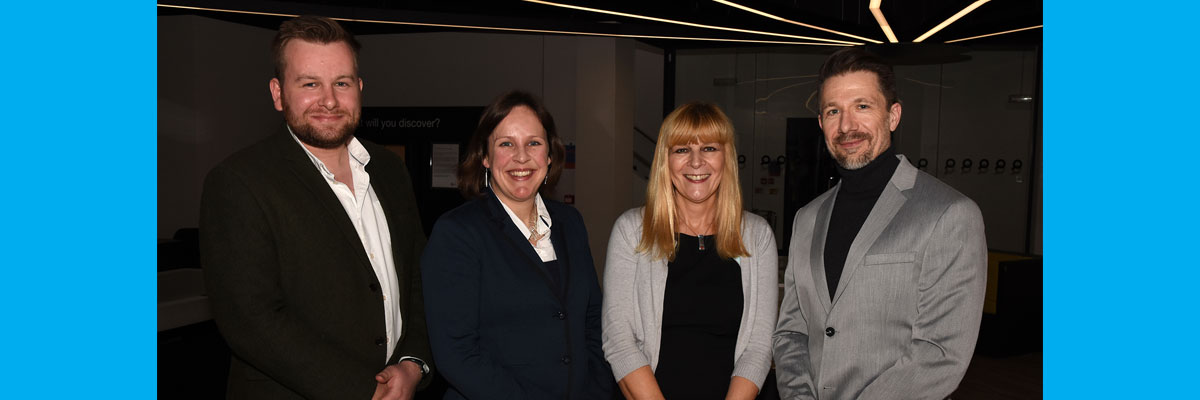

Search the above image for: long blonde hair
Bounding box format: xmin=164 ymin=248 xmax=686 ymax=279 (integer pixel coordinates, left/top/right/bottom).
xmin=637 ymin=102 xmax=748 ymax=261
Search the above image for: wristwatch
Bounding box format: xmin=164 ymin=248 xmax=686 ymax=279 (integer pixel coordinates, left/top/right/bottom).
xmin=399 ymin=356 xmax=429 ymax=376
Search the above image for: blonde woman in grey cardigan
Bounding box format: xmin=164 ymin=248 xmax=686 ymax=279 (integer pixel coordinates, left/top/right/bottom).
xmin=602 ymin=103 xmax=778 ymax=400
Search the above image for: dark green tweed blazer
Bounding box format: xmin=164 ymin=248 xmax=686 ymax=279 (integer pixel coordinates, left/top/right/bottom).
xmin=200 ymin=129 xmax=433 ymax=399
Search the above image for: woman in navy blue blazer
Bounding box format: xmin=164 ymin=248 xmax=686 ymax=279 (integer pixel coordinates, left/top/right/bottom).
xmin=421 ymin=91 xmax=613 ymax=400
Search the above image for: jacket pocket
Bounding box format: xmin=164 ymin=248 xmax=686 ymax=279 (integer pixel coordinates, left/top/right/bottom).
xmin=863 ymin=252 xmax=916 ymax=266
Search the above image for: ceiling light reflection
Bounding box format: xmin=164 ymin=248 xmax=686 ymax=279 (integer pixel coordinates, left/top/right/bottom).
xmin=711 ymin=0 xmax=881 ymax=44
xmin=523 ymin=0 xmax=858 ymax=45
xmin=944 ymin=25 xmax=1042 ymax=43
xmin=156 ymin=3 xmax=845 ymax=46
xmin=913 ymin=0 xmax=990 ymax=43
xmin=868 ymin=0 xmax=899 ymax=43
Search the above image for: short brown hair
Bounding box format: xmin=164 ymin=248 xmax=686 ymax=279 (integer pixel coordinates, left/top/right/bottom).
xmin=271 ymin=15 xmax=361 ymax=79
xmin=817 ymin=46 xmax=898 ymax=107
xmin=458 ymin=91 xmax=565 ymax=198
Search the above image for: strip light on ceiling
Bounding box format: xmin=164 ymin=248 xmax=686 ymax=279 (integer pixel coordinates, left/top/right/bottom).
xmin=710 ymin=0 xmax=881 ymax=44
xmin=522 ymin=0 xmax=858 ymax=45
xmin=944 ymin=25 xmax=1042 ymax=43
xmin=913 ymin=0 xmax=990 ymax=42
xmin=158 ymin=3 xmax=292 ymax=18
xmin=868 ymin=0 xmax=899 ymax=43
xmin=156 ymin=4 xmax=842 ymax=46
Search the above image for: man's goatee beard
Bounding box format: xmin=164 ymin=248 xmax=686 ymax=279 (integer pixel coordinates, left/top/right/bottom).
xmin=831 ymin=133 xmax=872 ymax=170
xmin=291 ymin=122 xmax=356 ymax=149
xmin=835 ymin=153 xmax=872 ymax=170
xmin=284 ymin=102 xmax=358 ymax=149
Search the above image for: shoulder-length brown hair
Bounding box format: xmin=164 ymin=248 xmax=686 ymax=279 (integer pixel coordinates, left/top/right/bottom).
xmin=458 ymin=91 xmax=565 ymax=198
xmin=637 ymin=102 xmax=748 ymax=261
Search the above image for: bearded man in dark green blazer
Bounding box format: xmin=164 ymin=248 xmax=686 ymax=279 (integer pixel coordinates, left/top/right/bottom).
xmin=200 ymin=16 xmax=432 ymax=400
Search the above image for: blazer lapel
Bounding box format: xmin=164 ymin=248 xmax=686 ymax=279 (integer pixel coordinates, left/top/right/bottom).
xmin=810 ymin=187 xmax=837 ymax=314
xmin=278 ymin=131 xmax=374 ymax=275
xmin=363 ymin=147 xmax=414 ymax=314
xmin=484 ymin=193 xmax=567 ymax=304
xmin=830 ymin=158 xmax=912 ymax=307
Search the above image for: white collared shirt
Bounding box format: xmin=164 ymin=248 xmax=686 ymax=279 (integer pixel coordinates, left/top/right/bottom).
xmin=289 ymin=130 xmax=403 ymax=360
xmin=497 ymin=193 xmax=557 ymax=262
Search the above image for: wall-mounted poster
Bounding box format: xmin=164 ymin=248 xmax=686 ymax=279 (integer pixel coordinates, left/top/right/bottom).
xmin=356 ymin=106 xmax=485 ymax=236
xmin=430 ymin=143 xmax=459 ymax=189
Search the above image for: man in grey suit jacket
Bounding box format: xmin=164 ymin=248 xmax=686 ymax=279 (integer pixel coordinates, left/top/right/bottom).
xmin=773 ymin=47 xmax=986 ymax=399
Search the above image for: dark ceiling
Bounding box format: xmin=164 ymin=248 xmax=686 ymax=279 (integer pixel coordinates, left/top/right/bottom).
xmin=158 ymin=0 xmax=1041 ymax=51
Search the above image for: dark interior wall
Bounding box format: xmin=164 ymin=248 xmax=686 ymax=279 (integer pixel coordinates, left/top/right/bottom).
xmin=674 ymin=48 xmax=1042 ymax=254
xmin=158 ymin=16 xmax=549 ymax=238
xmin=159 ymin=15 xmax=278 ymax=239
xmin=355 ymin=32 xmax=545 ymax=108
xmin=631 ymin=42 xmax=665 ymax=206
xmin=158 ymin=15 xmax=657 ymax=245
xmin=158 ymin=16 xmax=558 ymax=239
xmin=933 ymin=50 xmax=1039 ymax=254
xmin=160 ymin=14 xmax=1040 ymax=256
xmin=1032 ymin=46 xmax=1042 ymax=256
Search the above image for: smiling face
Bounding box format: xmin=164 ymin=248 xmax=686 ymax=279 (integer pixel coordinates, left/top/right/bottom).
xmin=668 ymin=140 xmax=725 ymax=207
xmin=269 ymin=40 xmax=362 ymax=149
xmin=818 ymin=70 xmax=901 ymax=170
xmin=483 ymin=106 xmax=550 ymax=209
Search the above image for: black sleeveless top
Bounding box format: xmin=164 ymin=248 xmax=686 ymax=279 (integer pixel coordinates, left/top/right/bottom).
xmin=654 ymin=234 xmax=743 ymax=399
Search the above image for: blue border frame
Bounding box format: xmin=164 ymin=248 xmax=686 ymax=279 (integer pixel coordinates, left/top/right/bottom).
xmin=1 ymin=3 xmax=156 ymax=398
xmin=1045 ymin=2 xmax=1199 ymax=397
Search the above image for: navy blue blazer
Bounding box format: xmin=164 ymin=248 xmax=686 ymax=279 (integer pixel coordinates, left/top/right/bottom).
xmin=421 ymin=191 xmax=614 ymax=400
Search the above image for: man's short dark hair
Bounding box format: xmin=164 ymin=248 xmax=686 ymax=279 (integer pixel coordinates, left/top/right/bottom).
xmin=816 ymin=47 xmax=899 ymax=106
xmin=271 ymin=15 xmax=361 ymax=79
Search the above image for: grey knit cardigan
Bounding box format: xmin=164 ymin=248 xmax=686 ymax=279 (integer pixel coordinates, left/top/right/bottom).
xmin=601 ymin=207 xmax=779 ymax=388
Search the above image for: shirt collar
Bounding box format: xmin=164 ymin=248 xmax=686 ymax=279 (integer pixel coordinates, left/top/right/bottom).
xmin=287 ymin=126 xmax=370 ymax=178
xmin=496 ymin=192 xmax=553 ymax=238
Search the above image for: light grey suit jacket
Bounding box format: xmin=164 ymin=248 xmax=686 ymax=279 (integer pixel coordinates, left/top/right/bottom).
xmin=603 ymin=208 xmax=778 ymax=389
xmin=773 ymin=155 xmax=986 ymax=400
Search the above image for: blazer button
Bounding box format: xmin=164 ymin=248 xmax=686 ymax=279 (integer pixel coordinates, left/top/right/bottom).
xmin=554 ymin=311 xmax=566 ymax=320
xmin=376 ymin=337 xmax=387 ymax=346
xmin=825 ymin=327 xmax=836 ymax=337
xmin=561 ymin=355 xmax=572 ymax=364
xmin=368 ymin=283 xmax=380 ymax=292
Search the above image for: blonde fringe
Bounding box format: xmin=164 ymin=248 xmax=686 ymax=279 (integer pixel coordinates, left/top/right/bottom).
xmin=636 ymin=103 xmax=749 ymax=261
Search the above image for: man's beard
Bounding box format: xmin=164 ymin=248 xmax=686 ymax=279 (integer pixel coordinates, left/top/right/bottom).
xmin=830 ymin=132 xmax=874 ymax=170
xmin=284 ymin=102 xmax=358 ymax=149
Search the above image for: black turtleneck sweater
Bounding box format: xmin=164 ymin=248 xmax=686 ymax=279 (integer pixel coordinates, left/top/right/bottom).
xmin=824 ymin=147 xmax=900 ymax=301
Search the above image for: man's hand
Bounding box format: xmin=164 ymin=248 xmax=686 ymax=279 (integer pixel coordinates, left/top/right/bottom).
xmin=371 ymin=361 xmax=422 ymax=400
